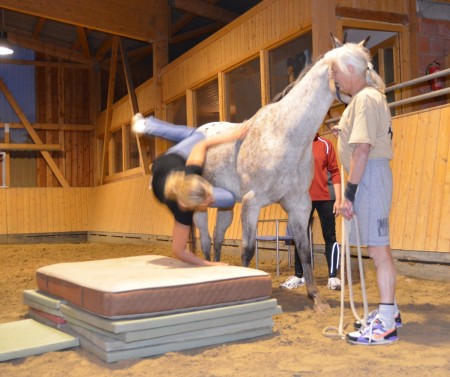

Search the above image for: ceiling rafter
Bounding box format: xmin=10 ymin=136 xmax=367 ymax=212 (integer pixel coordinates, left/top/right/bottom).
xmin=32 ymin=17 xmax=46 ymax=39
xmin=8 ymin=31 xmax=94 ymax=65
xmin=171 ymin=0 xmax=239 ymax=24
xmin=0 ymin=0 xmax=155 ymax=42
xmin=76 ymin=26 xmax=91 ymax=58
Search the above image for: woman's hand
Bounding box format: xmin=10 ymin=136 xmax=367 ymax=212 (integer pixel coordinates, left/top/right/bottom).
xmin=233 ymin=120 xmax=251 ymax=140
xmin=340 ymin=197 xmax=354 ymax=221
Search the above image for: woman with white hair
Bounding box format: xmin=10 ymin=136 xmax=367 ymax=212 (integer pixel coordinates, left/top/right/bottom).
xmin=328 ymin=42 xmax=401 ymax=345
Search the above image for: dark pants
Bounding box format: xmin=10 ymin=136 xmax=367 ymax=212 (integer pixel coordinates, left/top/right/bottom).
xmin=294 ymin=200 xmax=339 ymax=278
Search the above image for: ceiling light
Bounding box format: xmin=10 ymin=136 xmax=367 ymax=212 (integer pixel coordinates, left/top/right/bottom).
xmin=0 ymin=9 xmax=13 ymax=56
xmin=0 ymin=31 xmax=13 ymax=55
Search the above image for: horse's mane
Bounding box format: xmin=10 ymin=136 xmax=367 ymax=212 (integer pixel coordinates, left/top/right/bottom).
xmin=271 ymin=52 xmax=329 ymax=104
xmin=271 ymin=65 xmax=314 ymax=103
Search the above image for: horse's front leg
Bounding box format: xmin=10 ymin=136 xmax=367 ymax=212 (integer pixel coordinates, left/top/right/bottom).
xmin=281 ymin=195 xmax=330 ymax=313
xmin=240 ymin=192 xmax=261 ymax=267
xmin=193 ymin=211 xmax=211 ymax=261
xmin=213 ymin=208 xmax=234 ymax=261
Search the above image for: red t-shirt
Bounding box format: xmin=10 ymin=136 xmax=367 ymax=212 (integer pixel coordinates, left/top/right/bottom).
xmin=309 ymin=136 xmax=341 ymax=201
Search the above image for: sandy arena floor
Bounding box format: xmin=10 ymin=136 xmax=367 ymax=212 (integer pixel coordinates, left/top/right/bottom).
xmin=0 ymin=241 xmax=449 ymax=377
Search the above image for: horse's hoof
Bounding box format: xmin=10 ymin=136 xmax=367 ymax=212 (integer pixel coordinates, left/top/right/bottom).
xmin=314 ymin=300 xmax=331 ymax=314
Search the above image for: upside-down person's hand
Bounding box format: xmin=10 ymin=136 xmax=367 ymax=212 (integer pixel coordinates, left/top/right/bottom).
xmin=235 ymin=120 xmax=251 ymax=139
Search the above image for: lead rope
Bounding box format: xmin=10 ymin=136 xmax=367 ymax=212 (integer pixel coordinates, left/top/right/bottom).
xmin=322 ymin=167 xmax=369 ymax=339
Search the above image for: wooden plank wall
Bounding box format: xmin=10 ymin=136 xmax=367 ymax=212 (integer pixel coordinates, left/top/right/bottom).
xmin=88 ymin=105 xmax=449 ymax=254
xmin=0 ymin=187 xmax=90 ymax=234
xmin=88 ymin=174 xmax=173 ymax=236
xmin=390 ymin=105 xmax=449 ymax=253
xmin=161 ymin=0 xmax=314 ymax=102
xmin=0 ymin=105 xmax=448 ymax=254
xmin=35 ymin=55 xmax=94 ymax=187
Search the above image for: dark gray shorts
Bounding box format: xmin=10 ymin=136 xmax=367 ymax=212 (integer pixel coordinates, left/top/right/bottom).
xmin=350 ymin=159 xmax=392 ymax=247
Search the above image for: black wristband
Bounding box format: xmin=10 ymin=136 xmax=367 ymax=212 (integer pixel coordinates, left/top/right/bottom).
xmin=344 ymin=182 xmax=358 ymax=203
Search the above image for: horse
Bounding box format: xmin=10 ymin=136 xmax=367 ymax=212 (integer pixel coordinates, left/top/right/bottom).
xmin=193 ymin=36 xmax=366 ymax=311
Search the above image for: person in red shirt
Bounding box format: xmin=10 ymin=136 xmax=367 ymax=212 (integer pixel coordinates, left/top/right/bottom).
xmin=280 ymin=133 xmax=342 ymax=290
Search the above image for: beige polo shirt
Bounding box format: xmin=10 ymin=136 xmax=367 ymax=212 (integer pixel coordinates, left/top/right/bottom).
xmin=337 ymin=86 xmax=393 ymax=172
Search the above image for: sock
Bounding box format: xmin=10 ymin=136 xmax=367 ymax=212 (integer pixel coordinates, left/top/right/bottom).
xmin=393 ymin=298 xmax=399 ymax=316
xmin=378 ymin=303 xmax=395 ymax=329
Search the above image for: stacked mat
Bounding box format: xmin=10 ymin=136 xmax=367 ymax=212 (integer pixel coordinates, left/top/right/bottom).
xmin=27 ymin=255 xmax=281 ymax=363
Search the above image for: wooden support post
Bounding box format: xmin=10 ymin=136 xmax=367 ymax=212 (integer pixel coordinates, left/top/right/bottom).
xmin=312 ymin=0 xmax=337 ymax=59
xmin=4 ymin=123 xmax=10 ymax=187
xmin=119 ymin=38 xmax=150 ymax=175
xmin=100 ymin=36 xmax=119 ymax=184
xmin=153 ymin=0 xmax=169 ymax=157
xmin=0 ymin=77 xmax=70 ymax=187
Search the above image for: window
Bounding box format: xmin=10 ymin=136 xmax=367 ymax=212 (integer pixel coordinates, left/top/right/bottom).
xmin=226 ymin=58 xmax=261 ymax=122
xmin=166 ymin=96 xmax=187 ymax=125
xmin=269 ymin=32 xmax=312 ymax=101
xmin=110 ymin=128 xmax=123 ymax=174
xmin=195 ymin=80 xmax=219 ymax=126
xmin=125 ymin=124 xmax=140 ymax=170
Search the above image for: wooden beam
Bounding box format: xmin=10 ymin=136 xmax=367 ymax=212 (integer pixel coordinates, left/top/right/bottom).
xmin=0 ymin=58 xmax=90 ymax=69
xmin=312 ymin=0 xmax=337 ymax=59
xmin=0 ymin=122 xmax=94 ymax=131
xmin=170 ymin=23 xmax=222 ymax=45
xmin=336 ymin=6 xmax=409 ymax=25
xmin=0 ymin=77 xmax=70 ymax=187
xmin=75 ymin=27 xmax=91 ymax=58
xmin=171 ymin=0 xmax=238 ymax=24
xmin=8 ymin=32 xmax=95 ymax=65
xmin=32 ymin=17 xmax=46 ymax=39
xmin=0 ymin=143 xmax=61 ymax=151
xmin=1 ymin=0 xmax=155 ymax=42
xmin=153 ymin=0 xmax=169 ymax=158
xmin=119 ymin=38 xmax=150 ymax=175
xmin=100 ymin=36 xmax=119 ymax=184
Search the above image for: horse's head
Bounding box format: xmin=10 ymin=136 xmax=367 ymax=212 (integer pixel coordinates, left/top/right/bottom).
xmin=324 ymin=33 xmax=377 ymax=103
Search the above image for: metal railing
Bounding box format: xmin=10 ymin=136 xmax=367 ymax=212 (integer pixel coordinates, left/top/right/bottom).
xmin=325 ymin=67 xmax=450 ymax=126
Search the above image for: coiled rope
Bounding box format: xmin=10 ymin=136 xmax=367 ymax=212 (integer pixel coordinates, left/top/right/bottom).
xmin=322 ymin=168 xmax=369 ymax=340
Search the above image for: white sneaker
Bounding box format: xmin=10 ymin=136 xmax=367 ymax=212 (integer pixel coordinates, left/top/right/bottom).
xmin=327 ymin=277 xmax=341 ymax=290
xmin=279 ymin=276 xmax=305 ymax=289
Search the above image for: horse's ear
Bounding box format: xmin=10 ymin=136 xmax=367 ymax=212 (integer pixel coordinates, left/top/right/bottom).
xmin=330 ymin=32 xmax=342 ymax=48
xmin=359 ymin=35 xmax=371 ymax=47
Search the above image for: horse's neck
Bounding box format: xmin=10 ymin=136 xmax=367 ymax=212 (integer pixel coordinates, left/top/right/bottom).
xmin=279 ymin=61 xmax=333 ymax=139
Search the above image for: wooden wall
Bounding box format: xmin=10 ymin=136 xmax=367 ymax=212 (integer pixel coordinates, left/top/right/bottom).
xmin=96 ymin=0 xmax=412 ymax=138
xmin=34 ymin=55 xmax=95 ymax=187
xmin=1 ymin=106 xmax=448 ymax=254
xmin=0 ymin=187 xmax=90 ymax=235
xmin=2 ymin=0 xmax=447 ymax=257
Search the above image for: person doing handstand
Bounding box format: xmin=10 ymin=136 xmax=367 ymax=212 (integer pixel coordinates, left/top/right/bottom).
xmin=132 ymin=114 xmax=249 ymax=266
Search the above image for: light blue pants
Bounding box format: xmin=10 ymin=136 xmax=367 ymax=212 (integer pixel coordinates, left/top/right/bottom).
xmin=145 ymin=116 xmax=236 ymax=208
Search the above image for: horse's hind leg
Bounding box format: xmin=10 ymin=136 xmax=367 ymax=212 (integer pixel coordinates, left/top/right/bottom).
xmin=240 ymin=193 xmax=261 ymax=267
xmin=213 ymin=209 xmax=234 ymax=261
xmin=281 ymin=195 xmax=330 ymax=313
xmin=193 ymin=212 xmax=212 ymax=261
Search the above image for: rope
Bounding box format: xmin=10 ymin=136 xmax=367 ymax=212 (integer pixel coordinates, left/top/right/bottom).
xmin=322 ymin=168 xmax=369 ymax=340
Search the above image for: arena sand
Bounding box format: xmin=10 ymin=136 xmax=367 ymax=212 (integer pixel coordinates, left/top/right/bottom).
xmin=0 ymin=241 xmax=449 ymax=377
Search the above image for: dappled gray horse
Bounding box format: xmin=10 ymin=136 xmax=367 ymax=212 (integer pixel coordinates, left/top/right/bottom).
xmin=194 ymin=37 xmax=370 ymax=311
